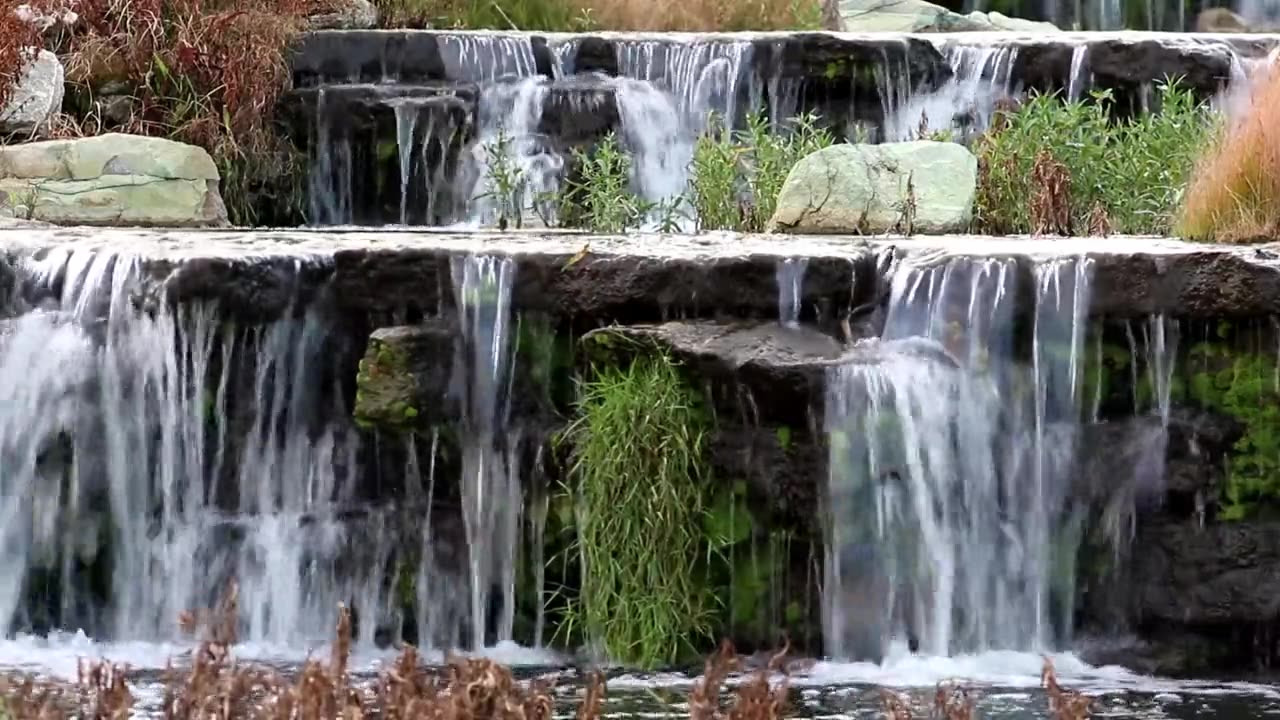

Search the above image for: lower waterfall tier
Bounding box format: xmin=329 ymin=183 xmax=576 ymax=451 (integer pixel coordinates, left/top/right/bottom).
xmin=2 ymin=227 xmax=1280 ymax=676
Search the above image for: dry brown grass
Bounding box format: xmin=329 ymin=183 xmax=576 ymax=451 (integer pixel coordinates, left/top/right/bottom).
xmin=1030 ymin=149 xmax=1072 ymax=236
xmin=1041 ymin=656 xmax=1092 ymax=720
xmin=1177 ymin=61 xmax=1280 ymax=243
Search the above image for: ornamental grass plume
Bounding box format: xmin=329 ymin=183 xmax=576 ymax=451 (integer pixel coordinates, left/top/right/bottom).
xmin=1177 ymin=58 xmax=1280 ymax=243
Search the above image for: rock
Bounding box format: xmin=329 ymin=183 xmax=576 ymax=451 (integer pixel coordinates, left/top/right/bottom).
xmin=838 ymin=0 xmax=986 ymax=31
xmin=354 ymin=322 xmax=457 ymax=431
xmin=307 ymin=0 xmax=377 ymax=29
xmin=14 ymin=3 xmax=78 ymax=35
xmin=769 ymin=141 xmax=977 ymax=235
xmin=1195 ymin=7 xmax=1251 ymax=32
xmin=0 ymin=134 xmax=228 ymax=227
xmin=1132 ymin=520 xmax=1280 ymax=626
xmin=970 ymin=9 xmax=1060 ymax=31
xmin=582 ymin=321 xmax=844 ymax=429
xmin=838 ymin=0 xmax=1058 ymax=31
xmin=0 ymin=49 xmax=63 ymax=136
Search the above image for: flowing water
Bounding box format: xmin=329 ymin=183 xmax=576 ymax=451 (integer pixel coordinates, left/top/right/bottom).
xmin=824 ymin=257 xmax=1093 ymax=659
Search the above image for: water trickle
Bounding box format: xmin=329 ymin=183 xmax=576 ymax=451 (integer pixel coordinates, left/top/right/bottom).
xmin=776 ymin=258 xmax=808 ymax=327
xmin=393 ymin=100 xmax=420 ymax=225
xmin=451 ymin=254 xmax=521 ymax=649
xmin=1067 ymin=45 xmax=1091 ymax=102
xmin=824 ymin=256 xmax=1094 ymax=660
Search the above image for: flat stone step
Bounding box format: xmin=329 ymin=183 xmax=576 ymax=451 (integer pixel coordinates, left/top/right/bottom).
xmin=4 ymin=229 xmax=1279 ymax=321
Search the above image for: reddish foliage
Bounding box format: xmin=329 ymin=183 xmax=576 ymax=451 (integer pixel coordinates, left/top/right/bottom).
xmin=0 ymin=4 xmax=42 ymax=112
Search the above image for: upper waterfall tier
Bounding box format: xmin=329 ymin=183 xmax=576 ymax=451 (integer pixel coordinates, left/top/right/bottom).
xmin=3 ymin=229 xmax=1279 ymax=321
xmin=291 ymin=29 xmax=1277 ymax=94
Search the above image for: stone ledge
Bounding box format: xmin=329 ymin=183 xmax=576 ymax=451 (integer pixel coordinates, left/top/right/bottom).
xmin=2 ymin=229 xmax=1279 ymax=321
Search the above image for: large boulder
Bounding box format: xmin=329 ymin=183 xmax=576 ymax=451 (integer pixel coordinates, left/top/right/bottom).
xmin=838 ymin=0 xmax=1057 ymax=31
xmin=0 ymin=49 xmax=63 ymax=136
xmin=0 ymin=134 xmax=228 ymax=227
xmin=1195 ymin=7 xmax=1252 ymax=32
xmin=769 ymin=141 xmax=977 ymax=235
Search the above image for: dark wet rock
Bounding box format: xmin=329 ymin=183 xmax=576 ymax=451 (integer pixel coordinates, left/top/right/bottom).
xmin=537 ymin=74 xmax=621 ymax=147
xmin=290 ymin=31 xmax=559 ymax=86
xmin=157 ymin=256 xmax=335 ymax=323
xmin=1090 ymin=249 xmax=1280 ymax=319
xmin=1133 ymin=520 xmax=1280 ymax=626
xmin=329 ymin=246 xmax=868 ymax=324
xmin=1076 ymin=408 xmax=1244 ymax=513
xmin=581 ymin=320 xmax=843 ymax=428
xmin=710 ymin=421 xmax=825 ymax=529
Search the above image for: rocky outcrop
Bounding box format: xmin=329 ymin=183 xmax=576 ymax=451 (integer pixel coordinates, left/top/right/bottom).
xmin=0 ymin=134 xmax=228 ymax=227
xmin=769 ymin=142 xmax=977 ymax=235
xmin=0 ymin=49 xmax=63 ymax=137
xmin=355 ymin=322 xmax=456 ymax=431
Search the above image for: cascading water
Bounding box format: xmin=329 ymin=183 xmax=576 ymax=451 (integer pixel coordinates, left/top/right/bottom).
xmin=0 ymin=249 xmax=424 ymax=648
xmin=450 ymin=254 xmax=522 ymax=650
xmin=884 ymin=45 xmax=1021 ymax=143
xmin=824 ymin=256 xmax=1094 ymax=661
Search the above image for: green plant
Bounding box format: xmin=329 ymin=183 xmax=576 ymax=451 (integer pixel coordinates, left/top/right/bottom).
xmin=689 ymin=111 xmax=834 ymax=233
xmin=477 ymin=124 xmax=526 ymax=230
xmin=570 ymin=132 xmax=645 ymax=232
xmin=562 ymin=350 xmax=715 ymax=668
xmin=375 ymin=0 xmax=596 ymax=29
xmin=975 ymin=78 xmax=1211 ymax=236
xmin=1186 ymin=342 xmax=1280 ymax=520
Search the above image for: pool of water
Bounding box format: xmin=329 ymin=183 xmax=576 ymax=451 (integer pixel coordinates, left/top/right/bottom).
xmin=3 ymin=635 xmax=1279 ymax=718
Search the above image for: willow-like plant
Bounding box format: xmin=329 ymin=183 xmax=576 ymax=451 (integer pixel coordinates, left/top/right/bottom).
xmin=563 ymin=351 xmax=714 ymax=668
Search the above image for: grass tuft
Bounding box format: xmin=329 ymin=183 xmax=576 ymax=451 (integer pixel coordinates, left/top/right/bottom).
xmin=563 ymin=350 xmax=715 ymax=669
xmin=1177 ymin=63 xmax=1280 ymax=243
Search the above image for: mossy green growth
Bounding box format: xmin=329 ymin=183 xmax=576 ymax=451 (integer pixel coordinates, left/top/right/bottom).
xmin=1186 ymin=342 xmax=1280 ymax=519
xmin=563 ymin=351 xmax=715 ymax=669
xmin=353 ymin=336 xmax=421 ymax=432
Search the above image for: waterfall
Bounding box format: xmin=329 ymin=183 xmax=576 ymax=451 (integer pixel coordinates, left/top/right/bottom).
xmin=450 ymin=254 xmax=521 ymax=650
xmin=0 ymin=248 xmax=428 ymax=647
xmin=823 ymin=256 xmax=1094 ymax=660
xmin=883 ymin=44 xmax=1021 ymax=143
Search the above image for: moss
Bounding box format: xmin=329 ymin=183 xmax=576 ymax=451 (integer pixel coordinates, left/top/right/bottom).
xmin=353 ymin=336 xmax=422 ymax=432
xmin=775 ymin=425 xmax=793 ymax=453
xmin=1185 ymin=342 xmax=1280 ymax=519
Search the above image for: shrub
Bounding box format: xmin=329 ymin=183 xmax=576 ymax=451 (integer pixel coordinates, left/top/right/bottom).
xmin=57 ymin=0 xmax=317 ymax=225
xmin=975 ymin=79 xmax=1211 ymax=236
xmin=1177 ymin=63 xmax=1280 ymax=243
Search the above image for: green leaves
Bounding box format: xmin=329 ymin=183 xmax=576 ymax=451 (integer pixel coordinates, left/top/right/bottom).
xmin=975 ymin=78 xmax=1212 ymax=235
xmin=562 ymin=353 xmax=715 ymax=668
